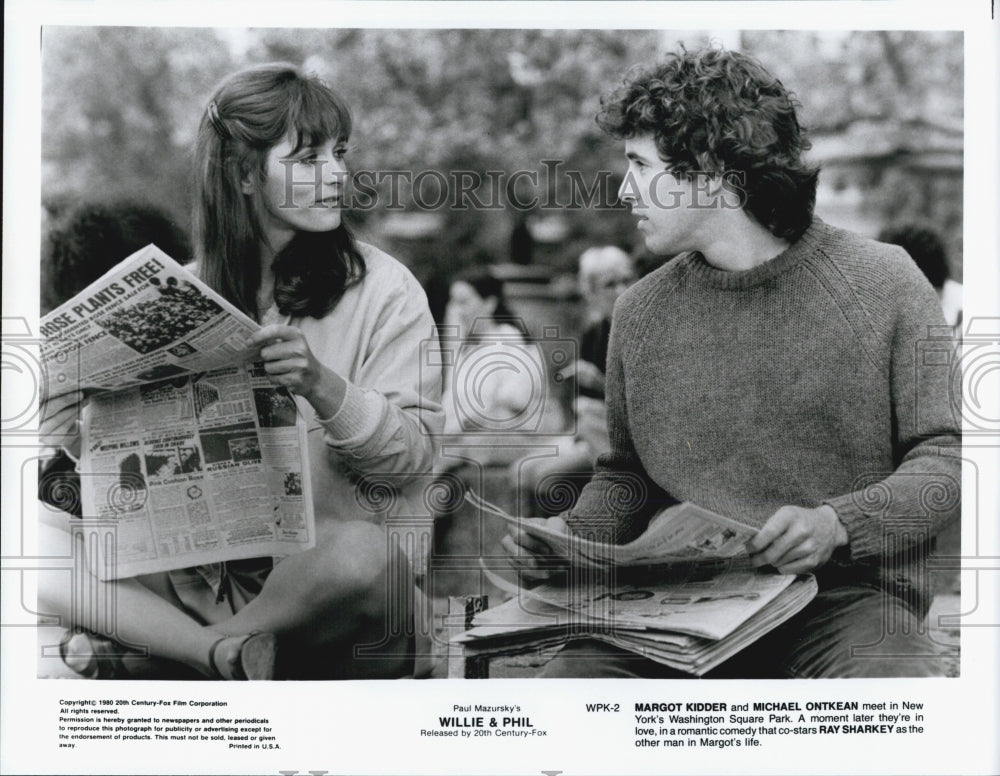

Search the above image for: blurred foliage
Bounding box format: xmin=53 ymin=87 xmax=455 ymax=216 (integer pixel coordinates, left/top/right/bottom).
xmin=745 ymin=30 xmax=963 ymax=132
xmin=42 ymin=28 xmax=963 ymax=283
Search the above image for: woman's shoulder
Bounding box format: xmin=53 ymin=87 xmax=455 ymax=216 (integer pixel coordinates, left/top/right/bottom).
xmin=356 ymin=242 xmax=422 ymax=290
xmin=350 ymin=242 xmax=430 ymax=313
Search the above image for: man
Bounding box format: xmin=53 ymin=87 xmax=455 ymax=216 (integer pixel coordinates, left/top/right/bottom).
xmin=571 ymin=246 xmax=638 ymax=400
xmin=505 ymin=46 xmax=960 ymax=678
xmin=516 ymin=246 xmax=637 ymax=515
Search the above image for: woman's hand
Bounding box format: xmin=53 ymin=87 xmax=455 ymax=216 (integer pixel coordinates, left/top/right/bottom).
xmin=39 ymin=389 xmax=85 ymax=459
xmin=500 ymin=515 xmax=570 ymax=582
xmin=247 ymin=324 xmax=346 ymax=418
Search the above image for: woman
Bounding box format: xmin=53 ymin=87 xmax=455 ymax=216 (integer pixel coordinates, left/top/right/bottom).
xmin=39 ymin=63 xmax=443 ymax=679
xmin=441 ymin=269 xmax=560 ymax=435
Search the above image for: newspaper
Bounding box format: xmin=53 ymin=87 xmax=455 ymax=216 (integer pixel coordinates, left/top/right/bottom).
xmin=457 ymin=491 xmax=818 ymax=674
xmin=509 ymin=569 xmax=801 ymax=640
xmin=40 ymin=245 xmax=315 ymax=579
xmin=466 ymin=490 xmax=757 ymax=566
xmin=455 ymin=575 xmax=818 ymax=676
xmin=40 ymin=245 xmax=260 ymax=393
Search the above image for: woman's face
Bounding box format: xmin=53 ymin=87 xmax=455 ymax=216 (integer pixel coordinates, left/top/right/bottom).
xmin=251 ymin=134 xmax=348 ymax=249
xmin=445 ymin=281 xmax=496 ymax=337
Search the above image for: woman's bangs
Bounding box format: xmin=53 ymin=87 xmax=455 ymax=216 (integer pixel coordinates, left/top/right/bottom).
xmin=288 ymin=84 xmax=352 ymax=153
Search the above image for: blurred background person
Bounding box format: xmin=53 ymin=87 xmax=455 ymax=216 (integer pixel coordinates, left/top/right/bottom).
xmin=41 ymin=200 xmax=190 ymax=316
xmin=38 ymin=200 xmax=191 ymax=517
xmin=440 ymin=267 xmax=563 ymax=435
xmin=570 ymin=246 xmax=638 ymax=401
xmin=879 ymin=224 xmax=962 ymax=333
xmin=515 ymin=246 xmax=636 ymax=516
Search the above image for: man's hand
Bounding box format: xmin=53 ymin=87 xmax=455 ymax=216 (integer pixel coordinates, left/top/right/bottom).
xmin=500 ymin=516 xmax=569 ymax=582
xmin=747 ymin=504 xmax=848 ymax=575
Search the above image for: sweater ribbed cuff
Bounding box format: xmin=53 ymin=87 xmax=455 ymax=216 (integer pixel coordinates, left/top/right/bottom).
xmin=824 ymin=492 xmax=884 ymax=561
xmin=316 ymin=381 xmax=383 ymax=450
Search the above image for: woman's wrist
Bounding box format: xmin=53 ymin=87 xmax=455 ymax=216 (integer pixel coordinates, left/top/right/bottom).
xmin=306 ymin=367 xmax=348 ymax=422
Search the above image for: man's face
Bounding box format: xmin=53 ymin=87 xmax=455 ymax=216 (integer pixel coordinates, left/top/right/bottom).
xmin=617 ymin=134 xmax=711 ymax=256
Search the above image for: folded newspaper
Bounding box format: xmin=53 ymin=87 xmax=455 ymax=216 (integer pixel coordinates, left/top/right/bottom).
xmin=455 ymin=493 xmax=818 ymax=675
xmin=40 ymin=245 xmax=315 ymax=579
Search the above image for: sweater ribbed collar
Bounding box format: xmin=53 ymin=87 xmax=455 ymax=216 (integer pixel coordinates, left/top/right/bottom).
xmin=681 ymin=218 xmax=827 ymax=290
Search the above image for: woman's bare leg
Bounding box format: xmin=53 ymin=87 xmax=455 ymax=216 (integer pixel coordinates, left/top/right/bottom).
xmin=37 ymin=517 xmax=222 ymax=675
xmin=209 ymin=520 xmax=414 ymax=678
xmin=39 ymin=508 xmax=411 ymax=678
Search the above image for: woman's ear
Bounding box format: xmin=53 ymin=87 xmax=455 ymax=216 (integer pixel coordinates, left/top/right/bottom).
xmin=240 ymin=172 xmax=256 ymax=195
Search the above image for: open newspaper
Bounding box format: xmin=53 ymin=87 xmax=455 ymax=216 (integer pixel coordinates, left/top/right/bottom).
xmin=455 ymin=493 xmax=818 ymax=675
xmin=466 ymin=490 xmax=755 ymax=566
xmin=40 ymin=245 xmax=315 ymax=579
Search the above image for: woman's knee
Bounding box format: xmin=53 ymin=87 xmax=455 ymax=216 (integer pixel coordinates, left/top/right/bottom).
xmin=312 ymin=521 xmax=406 ymax=606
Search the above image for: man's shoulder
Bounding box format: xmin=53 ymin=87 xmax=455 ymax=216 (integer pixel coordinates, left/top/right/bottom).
xmin=803 ymin=220 xmax=943 ymax=342
xmin=807 ymin=220 xmax=924 ymax=292
xmin=615 ymin=253 xmax=692 ymax=315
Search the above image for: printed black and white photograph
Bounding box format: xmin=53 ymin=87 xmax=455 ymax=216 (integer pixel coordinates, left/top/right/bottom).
xmin=283 ymin=471 xmax=303 ymax=497
xmin=252 ymin=387 xmax=299 ymax=428
xmin=144 ymin=450 xmax=184 ymax=480
xmin=144 ymin=446 xmax=202 ymax=479
xmin=92 ymin=282 xmax=222 ymax=354
xmin=5 ymin=3 xmax=998 ymax=776
xmin=32 ymin=23 xmax=965 ymax=680
xmin=198 ymin=422 xmax=261 ymax=465
xmin=191 ymin=375 xmax=221 ymax=417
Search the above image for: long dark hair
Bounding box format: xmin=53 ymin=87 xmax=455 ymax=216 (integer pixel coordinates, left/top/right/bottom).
xmin=193 ymin=63 xmax=365 ymax=320
xmin=453 ymin=268 xmax=528 ymax=338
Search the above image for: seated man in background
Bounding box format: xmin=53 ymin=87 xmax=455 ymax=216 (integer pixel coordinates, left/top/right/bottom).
xmin=515 ymin=246 xmax=636 ymax=516
xmin=506 ymin=45 xmax=960 ymax=678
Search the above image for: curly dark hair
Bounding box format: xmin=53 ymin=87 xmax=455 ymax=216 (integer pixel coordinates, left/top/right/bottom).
xmin=42 ymin=200 xmax=190 ymax=314
xmin=597 ymin=46 xmax=820 ymax=242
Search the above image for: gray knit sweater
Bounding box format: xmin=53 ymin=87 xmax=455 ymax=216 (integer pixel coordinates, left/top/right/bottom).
xmin=566 ymin=219 xmax=961 ymax=615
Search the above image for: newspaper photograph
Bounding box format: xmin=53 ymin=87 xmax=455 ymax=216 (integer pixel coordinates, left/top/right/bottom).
xmin=40 ymin=244 xmax=258 ymax=395
xmin=79 ymin=364 xmax=314 ymax=579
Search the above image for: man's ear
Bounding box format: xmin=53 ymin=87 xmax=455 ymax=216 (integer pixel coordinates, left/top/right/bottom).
xmin=704 ymin=173 xmax=728 ymax=197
